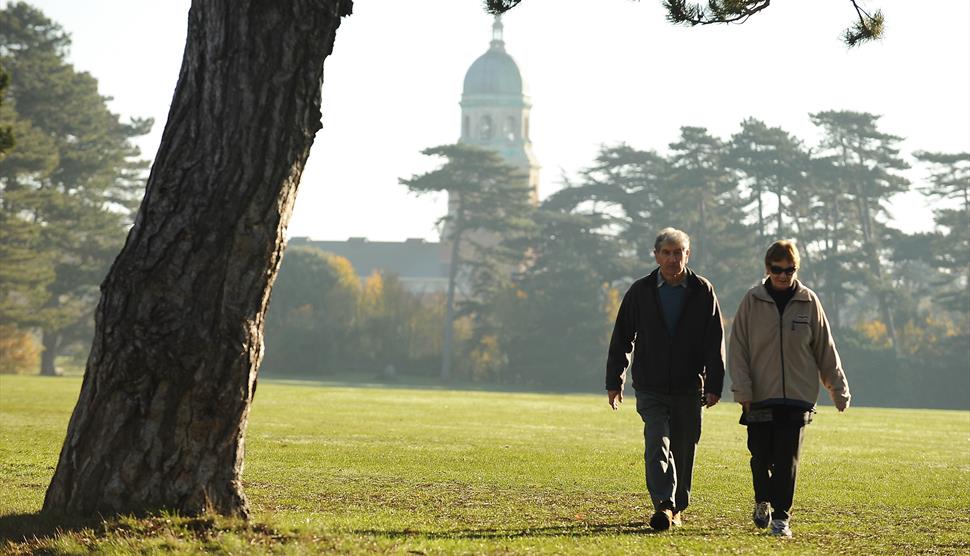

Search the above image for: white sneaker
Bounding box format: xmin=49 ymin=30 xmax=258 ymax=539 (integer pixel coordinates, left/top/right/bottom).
xmin=752 ymin=501 xmax=771 ymax=529
xmin=770 ymin=519 xmax=792 ymax=538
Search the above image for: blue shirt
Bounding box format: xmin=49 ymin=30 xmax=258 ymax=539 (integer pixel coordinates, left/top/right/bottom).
xmin=657 ymin=271 xmax=687 ymax=336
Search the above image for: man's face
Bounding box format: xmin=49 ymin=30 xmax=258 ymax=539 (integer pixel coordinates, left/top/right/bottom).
xmin=655 ymin=242 xmax=689 ymax=279
xmin=766 ymin=258 xmax=797 ymax=290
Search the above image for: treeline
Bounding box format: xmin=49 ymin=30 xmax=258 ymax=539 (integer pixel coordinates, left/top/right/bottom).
xmin=260 ymin=247 xmax=445 ymax=377
xmin=266 ymin=113 xmax=967 ymax=409
xmin=291 ymin=122 xmax=966 ymax=409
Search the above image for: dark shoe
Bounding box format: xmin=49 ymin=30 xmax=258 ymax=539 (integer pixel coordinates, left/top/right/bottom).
xmin=649 ymin=508 xmax=673 ymax=531
xmin=671 ymin=511 xmax=683 ymax=527
xmin=752 ymin=501 xmax=771 ymax=529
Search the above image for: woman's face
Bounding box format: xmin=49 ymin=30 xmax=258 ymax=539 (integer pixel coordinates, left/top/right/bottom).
xmin=766 ymin=258 xmax=797 ymax=290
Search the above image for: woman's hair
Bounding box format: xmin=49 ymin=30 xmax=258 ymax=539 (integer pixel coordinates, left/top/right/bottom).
xmin=764 ymin=239 xmax=800 ymax=268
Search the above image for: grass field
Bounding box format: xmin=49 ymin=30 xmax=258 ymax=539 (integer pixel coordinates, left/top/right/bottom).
xmin=1 ymin=375 xmax=968 ymax=554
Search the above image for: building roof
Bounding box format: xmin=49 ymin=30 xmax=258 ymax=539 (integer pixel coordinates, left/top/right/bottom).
xmin=290 ymin=237 xmax=449 ymax=280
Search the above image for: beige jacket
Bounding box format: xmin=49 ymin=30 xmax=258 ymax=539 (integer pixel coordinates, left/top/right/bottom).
xmin=729 ymin=280 xmax=850 ymax=410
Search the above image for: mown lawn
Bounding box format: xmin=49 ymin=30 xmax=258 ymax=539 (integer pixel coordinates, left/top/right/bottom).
xmin=1 ymin=374 xmax=968 ymax=554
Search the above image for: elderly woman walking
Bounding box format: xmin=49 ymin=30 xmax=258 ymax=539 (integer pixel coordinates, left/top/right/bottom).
xmin=728 ymin=240 xmax=851 ymax=538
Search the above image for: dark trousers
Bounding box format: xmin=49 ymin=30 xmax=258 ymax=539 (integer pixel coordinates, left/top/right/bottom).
xmin=636 ymin=390 xmax=703 ymax=512
xmin=747 ymin=421 xmax=805 ymax=521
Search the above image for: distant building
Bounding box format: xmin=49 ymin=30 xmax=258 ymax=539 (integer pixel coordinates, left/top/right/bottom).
xmin=288 ymin=236 xmax=449 ymax=294
xmin=457 ymin=15 xmax=539 ymax=205
xmin=294 ymin=16 xmax=536 ymax=293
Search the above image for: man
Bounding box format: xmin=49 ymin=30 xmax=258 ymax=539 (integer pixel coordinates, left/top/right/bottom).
xmin=606 ymin=227 xmax=725 ymax=531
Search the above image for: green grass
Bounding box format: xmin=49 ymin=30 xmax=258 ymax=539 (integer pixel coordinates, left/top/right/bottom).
xmin=1 ymin=375 xmax=968 ymax=554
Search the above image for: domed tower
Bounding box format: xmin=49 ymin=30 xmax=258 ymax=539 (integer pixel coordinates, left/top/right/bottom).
xmin=459 ymin=16 xmax=539 ymax=204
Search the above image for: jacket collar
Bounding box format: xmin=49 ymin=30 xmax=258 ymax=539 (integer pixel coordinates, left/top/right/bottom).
xmin=752 ymin=278 xmax=811 ymax=302
xmin=648 ymin=266 xmax=700 ymax=290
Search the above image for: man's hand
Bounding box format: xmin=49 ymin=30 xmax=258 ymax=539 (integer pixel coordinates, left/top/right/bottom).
xmin=704 ymin=393 xmax=720 ymax=408
xmin=739 ymin=400 xmax=751 ymax=413
xmin=608 ymin=389 xmax=623 ymax=410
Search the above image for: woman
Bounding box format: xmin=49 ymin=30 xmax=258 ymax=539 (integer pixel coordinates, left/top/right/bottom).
xmin=728 ymin=240 xmax=850 ymax=538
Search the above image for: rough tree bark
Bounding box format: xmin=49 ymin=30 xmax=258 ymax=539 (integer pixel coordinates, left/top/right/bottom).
xmin=43 ymin=0 xmax=353 ymax=518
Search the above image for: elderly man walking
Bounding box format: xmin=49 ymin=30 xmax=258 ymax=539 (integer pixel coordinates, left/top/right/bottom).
xmin=606 ymin=227 xmax=726 ymax=531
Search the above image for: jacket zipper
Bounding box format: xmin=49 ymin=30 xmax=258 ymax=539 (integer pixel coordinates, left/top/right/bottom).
xmin=779 ymin=306 xmax=787 ymax=400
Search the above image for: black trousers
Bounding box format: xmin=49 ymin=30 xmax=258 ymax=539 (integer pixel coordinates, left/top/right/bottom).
xmin=746 ymin=420 xmax=805 ymax=521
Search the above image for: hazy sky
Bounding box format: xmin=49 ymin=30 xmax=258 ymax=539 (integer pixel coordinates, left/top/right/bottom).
xmin=16 ymin=0 xmax=970 ymax=241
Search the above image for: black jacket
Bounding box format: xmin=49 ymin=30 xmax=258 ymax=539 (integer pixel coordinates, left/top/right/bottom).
xmin=605 ymin=267 xmax=725 ymax=396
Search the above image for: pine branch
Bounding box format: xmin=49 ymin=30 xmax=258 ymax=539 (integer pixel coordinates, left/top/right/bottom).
xmin=664 ymin=0 xmax=885 ymax=46
xmin=483 ymin=0 xmax=525 ymax=14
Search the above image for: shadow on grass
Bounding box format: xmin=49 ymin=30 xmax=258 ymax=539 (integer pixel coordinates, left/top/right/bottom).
xmin=0 ymin=511 xmax=233 ymax=544
xmin=0 ymin=512 xmax=102 ymax=543
xmin=350 ymin=521 xmax=715 ymax=540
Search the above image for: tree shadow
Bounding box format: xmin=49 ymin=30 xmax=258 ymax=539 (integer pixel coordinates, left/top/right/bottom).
xmin=0 ymin=511 xmax=224 ymax=544
xmin=0 ymin=512 xmax=103 ymax=543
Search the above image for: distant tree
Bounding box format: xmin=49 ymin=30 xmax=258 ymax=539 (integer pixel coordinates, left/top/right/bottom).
xmin=504 ymin=207 xmax=626 ymax=387
xmin=811 ymin=110 xmax=910 ymax=353
xmin=0 ymin=324 xmax=40 ymax=374
xmin=262 ymin=246 xmax=359 ymax=375
xmin=666 ymin=126 xmax=756 ymax=305
xmin=728 ymin=118 xmax=807 ymax=241
xmin=400 ymin=143 xmax=533 ymax=381
xmin=913 ymin=151 xmax=970 ymax=316
xmin=0 ymin=3 xmax=151 ymax=375
xmin=554 ymin=143 xmax=669 ymax=265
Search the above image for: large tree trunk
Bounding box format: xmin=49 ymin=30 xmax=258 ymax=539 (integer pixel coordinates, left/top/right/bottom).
xmin=43 ymin=0 xmax=352 ymax=518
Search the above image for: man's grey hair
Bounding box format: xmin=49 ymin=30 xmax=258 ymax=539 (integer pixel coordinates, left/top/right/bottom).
xmin=653 ymin=227 xmax=691 ymax=252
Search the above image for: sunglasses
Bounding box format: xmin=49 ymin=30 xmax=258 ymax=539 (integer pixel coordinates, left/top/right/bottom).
xmin=769 ymin=265 xmax=797 ymax=275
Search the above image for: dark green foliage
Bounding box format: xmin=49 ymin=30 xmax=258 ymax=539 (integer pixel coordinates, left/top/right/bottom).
xmin=0 ymin=2 xmax=151 ymax=373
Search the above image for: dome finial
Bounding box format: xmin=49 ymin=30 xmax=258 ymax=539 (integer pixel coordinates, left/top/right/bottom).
xmin=490 ymin=15 xmax=505 ymax=51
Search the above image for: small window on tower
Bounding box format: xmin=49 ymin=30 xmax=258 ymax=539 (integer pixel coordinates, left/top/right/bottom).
xmin=463 ymin=116 xmax=470 ymax=139
xmin=524 ymin=116 xmax=530 ymax=140
xmin=504 ymin=116 xmax=516 ymax=141
xmin=480 ymin=115 xmax=493 ymax=140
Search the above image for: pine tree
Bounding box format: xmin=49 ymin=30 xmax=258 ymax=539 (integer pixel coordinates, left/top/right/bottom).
xmin=400 ymin=143 xmax=533 ymax=381
xmin=913 ymin=151 xmax=970 ymax=316
xmin=728 ymin=118 xmax=808 ymax=242
xmin=811 ymin=110 xmax=910 ymax=352
xmin=0 ymin=3 xmax=151 ymax=374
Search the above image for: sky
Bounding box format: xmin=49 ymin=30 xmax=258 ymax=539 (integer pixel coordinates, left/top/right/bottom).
xmin=14 ymin=0 xmax=970 ymax=241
